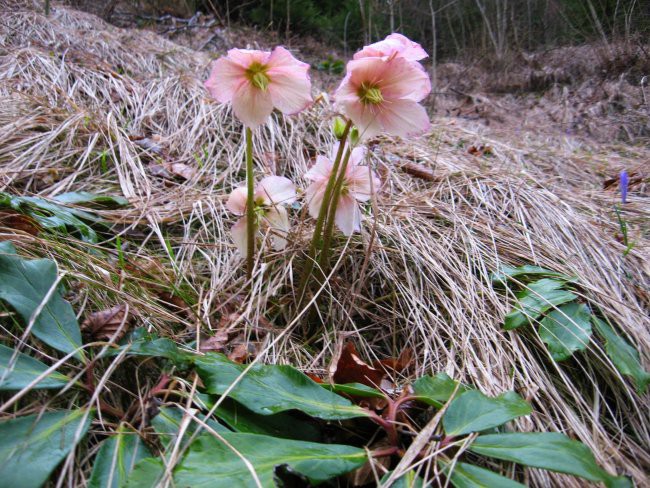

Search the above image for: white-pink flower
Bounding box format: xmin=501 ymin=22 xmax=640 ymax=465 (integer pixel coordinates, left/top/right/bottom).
xmin=205 ymin=47 xmax=313 ymax=128
xmin=226 ymin=176 xmax=296 ymax=255
xmin=354 ymin=33 xmax=428 ymax=63
xmin=304 ymin=144 xmax=380 ymax=236
xmin=334 ymin=55 xmax=431 ymax=139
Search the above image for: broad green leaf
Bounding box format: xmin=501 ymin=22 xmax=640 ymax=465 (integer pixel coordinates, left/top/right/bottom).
xmin=443 ymin=390 xmax=531 ymax=436
xmin=194 ymin=353 xmax=369 ymax=420
xmin=125 ymin=457 xmax=165 ymax=488
xmin=109 ymin=328 xmax=194 ymax=366
xmin=380 ymin=470 xmax=426 ymax=487
xmin=212 ymin=397 xmax=321 ymax=441
xmin=539 ymin=302 xmax=592 ymax=361
xmin=439 ymin=461 xmax=525 ymax=488
xmin=411 ymin=373 xmax=469 ymax=408
xmin=89 ymin=424 xmax=151 ymax=488
xmin=322 ymin=382 xmax=386 ymax=398
xmin=0 ymin=242 xmax=84 ymax=360
xmin=491 ymin=264 xmax=571 ymax=284
xmin=151 ymin=406 xmax=230 ymax=450
xmin=54 ymin=192 xmax=128 ymax=208
xmin=504 ymin=278 xmax=576 ymax=330
xmin=0 ymin=409 xmax=93 ymax=488
xmin=0 ymin=343 xmax=70 ymax=390
xmin=592 ymin=317 xmax=650 ymax=394
xmin=0 ymin=192 xmax=103 ymax=243
xmin=173 ymin=433 xmax=367 ymax=487
xmin=470 ymin=433 xmax=631 ymax=488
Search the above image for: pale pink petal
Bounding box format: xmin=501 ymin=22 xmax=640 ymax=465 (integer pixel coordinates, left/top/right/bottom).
xmin=231 ymin=82 xmax=274 ymax=128
xmin=376 ymin=99 xmax=430 ymax=138
xmin=305 ymin=180 xmax=327 ymax=220
xmin=354 ymin=34 xmax=428 ymax=62
xmin=226 ymin=48 xmax=270 ymax=68
xmin=204 ymin=57 xmax=247 ymax=104
xmin=226 ymin=186 xmax=248 ymax=215
xmin=304 ymin=156 xmax=333 ymax=182
xmin=257 ymin=176 xmax=296 ymax=206
xmin=380 ymin=57 xmax=431 ymax=102
xmin=335 ymin=194 xmax=361 ymax=236
xmin=346 ymin=165 xmax=380 ymax=202
xmin=231 ymin=217 xmax=248 ymax=255
xmin=348 ymin=146 xmax=367 ymax=166
xmin=262 ymin=206 xmax=290 ymax=250
xmin=341 ymin=99 xmax=383 ymax=139
xmin=266 ymin=47 xmax=313 ymax=115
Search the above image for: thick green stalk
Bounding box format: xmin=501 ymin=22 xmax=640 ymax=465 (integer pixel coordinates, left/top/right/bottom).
xmin=296 ymin=119 xmax=352 ymax=306
xmin=245 ymin=127 xmax=255 ymax=281
xmin=317 ymin=147 xmax=353 ymax=273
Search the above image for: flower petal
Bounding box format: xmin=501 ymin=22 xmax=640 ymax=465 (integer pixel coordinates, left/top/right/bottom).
xmin=226 ymin=48 xmax=270 ymax=68
xmin=205 ymin=57 xmax=247 ymax=104
xmin=335 ymin=194 xmax=361 ymax=236
xmin=304 ymin=155 xmax=333 ymax=182
xmin=266 ymin=47 xmax=313 ymax=115
xmin=226 ymin=186 xmax=248 ymax=215
xmin=341 ymin=100 xmax=383 ymax=139
xmin=348 ymin=146 xmax=367 ymax=166
xmin=305 ymin=180 xmax=327 ymax=220
xmin=346 ymin=165 xmax=380 ymax=202
xmin=263 ymin=206 xmax=290 ymax=250
xmin=231 ymin=82 xmax=274 ymax=128
xmin=231 ymin=217 xmax=248 ymax=255
xmin=380 ymin=57 xmax=431 ymax=102
xmin=354 ymin=33 xmax=428 ymax=62
xmin=257 ymin=176 xmax=296 ymax=206
xmin=376 ymin=99 xmax=430 ymax=138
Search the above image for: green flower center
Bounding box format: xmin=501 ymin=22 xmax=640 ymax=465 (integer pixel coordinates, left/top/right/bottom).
xmin=358 ymin=82 xmax=384 ymax=105
xmin=246 ymin=62 xmax=270 ymax=91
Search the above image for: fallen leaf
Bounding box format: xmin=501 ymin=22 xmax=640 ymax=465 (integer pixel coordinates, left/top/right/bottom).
xmin=399 ymin=162 xmax=437 ymax=181
xmin=199 ymin=330 xmax=230 ymax=353
xmin=346 ymin=439 xmax=392 ymax=486
xmin=0 ymin=210 xmax=41 ymax=235
xmin=82 ymin=304 xmax=131 ymax=341
xmin=467 ymin=144 xmax=492 ymax=156
xmin=331 ymin=342 xmax=385 ymax=388
xmin=373 ymin=347 xmax=413 ymax=374
xmin=147 ymin=161 xmax=196 ymax=181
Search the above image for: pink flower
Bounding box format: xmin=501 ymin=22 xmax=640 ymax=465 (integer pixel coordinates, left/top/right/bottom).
xmin=205 ymin=47 xmax=313 ymax=128
xmin=304 ymin=144 xmax=380 ymax=236
xmin=226 ymin=176 xmax=296 ymax=255
xmin=334 ymin=55 xmax=431 ymax=139
xmin=354 ymin=33 xmax=428 ymax=63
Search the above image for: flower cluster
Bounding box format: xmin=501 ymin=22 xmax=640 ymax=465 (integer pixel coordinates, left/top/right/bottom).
xmin=205 ymin=34 xmax=431 ymax=267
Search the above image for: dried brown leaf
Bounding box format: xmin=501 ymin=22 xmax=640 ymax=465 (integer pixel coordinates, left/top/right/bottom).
xmin=82 ymin=304 xmax=131 ymax=341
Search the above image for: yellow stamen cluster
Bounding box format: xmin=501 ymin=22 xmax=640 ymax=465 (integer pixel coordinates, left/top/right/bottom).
xmin=358 ymin=82 xmax=384 ymax=105
xmin=246 ymin=62 xmax=270 ymax=91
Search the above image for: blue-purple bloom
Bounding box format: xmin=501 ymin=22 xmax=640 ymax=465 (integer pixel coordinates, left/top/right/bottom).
xmin=620 ymin=170 xmax=629 ymax=204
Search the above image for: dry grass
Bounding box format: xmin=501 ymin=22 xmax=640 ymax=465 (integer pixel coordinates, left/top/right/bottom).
xmin=0 ymin=2 xmax=649 ymax=486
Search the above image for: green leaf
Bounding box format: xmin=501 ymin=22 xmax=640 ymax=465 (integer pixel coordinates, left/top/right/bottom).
xmin=411 ymin=373 xmax=469 ymax=408
xmin=470 ymin=433 xmax=631 ymax=488
xmin=491 ymin=264 xmax=571 ymax=284
xmin=443 ymin=390 xmax=532 ymax=436
xmin=0 ymin=241 xmax=84 ymax=360
xmin=321 ymin=382 xmax=386 ymax=398
xmin=194 ymin=353 xmax=369 ymax=420
xmin=504 ymin=279 xmax=577 ymax=330
xmin=0 ymin=192 xmax=103 ymax=243
xmin=539 ymin=302 xmax=592 ymax=361
xmin=174 ymin=433 xmax=367 ymax=487
xmin=380 ymin=470 xmax=427 ymax=487
xmin=439 ymin=461 xmax=525 ymax=488
xmin=151 ymin=406 xmax=230 ymax=450
xmin=89 ymin=424 xmax=151 ymax=488
xmin=592 ymin=317 xmax=650 ymax=394
xmin=109 ymin=328 xmax=194 ymax=366
xmin=0 ymin=343 xmax=70 ymax=390
xmin=212 ymin=397 xmax=321 ymax=441
xmin=0 ymin=409 xmax=93 ymax=488
xmin=125 ymin=457 xmax=165 ymax=488
xmin=54 ymin=191 xmax=128 ymax=208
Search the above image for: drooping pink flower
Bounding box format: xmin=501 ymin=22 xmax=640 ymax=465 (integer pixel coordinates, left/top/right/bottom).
xmin=354 ymin=33 xmax=428 ymax=63
xmin=226 ymin=176 xmax=296 ymax=255
xmin=205 ymin=47 xmax=313 ymax=128
xmin=334 ymin=55 xmax=431 ymax=139
xmin=304 ymin=144 xmax=380 ymax=236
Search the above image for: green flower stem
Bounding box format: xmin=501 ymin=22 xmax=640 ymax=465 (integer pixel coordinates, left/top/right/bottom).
xmin=245 ymin=126 xmax=256 ymax=281
xmin=317 ymin=147 xmax=353 ymax=274
xmin=296 ymin=119 xmax=352 ymax=307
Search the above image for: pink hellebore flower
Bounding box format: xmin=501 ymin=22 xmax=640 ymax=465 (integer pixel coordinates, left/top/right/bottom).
xmin=205 ymin=47 xmax=313 ymax=128
xmin=226 ymin=176 xmax=296 ymax=256
xmin=354 ymin=33 xmax=428 ymax=63
xmin=304 ymin=144 xmax=380 ymax=236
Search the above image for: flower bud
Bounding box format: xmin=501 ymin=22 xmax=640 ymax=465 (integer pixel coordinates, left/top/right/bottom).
xmin=333 ymin=117 xmax=347 ymax=139
xmin=349 ymin=126 xmax=360 ymax=146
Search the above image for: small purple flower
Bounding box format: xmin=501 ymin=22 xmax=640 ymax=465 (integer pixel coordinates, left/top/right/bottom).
xmin=620 ymin=170 xmax=629 ymax=204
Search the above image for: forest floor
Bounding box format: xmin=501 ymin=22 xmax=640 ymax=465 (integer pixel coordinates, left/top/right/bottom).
xmin=0 ymin=1 xmax=649 ymax=486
